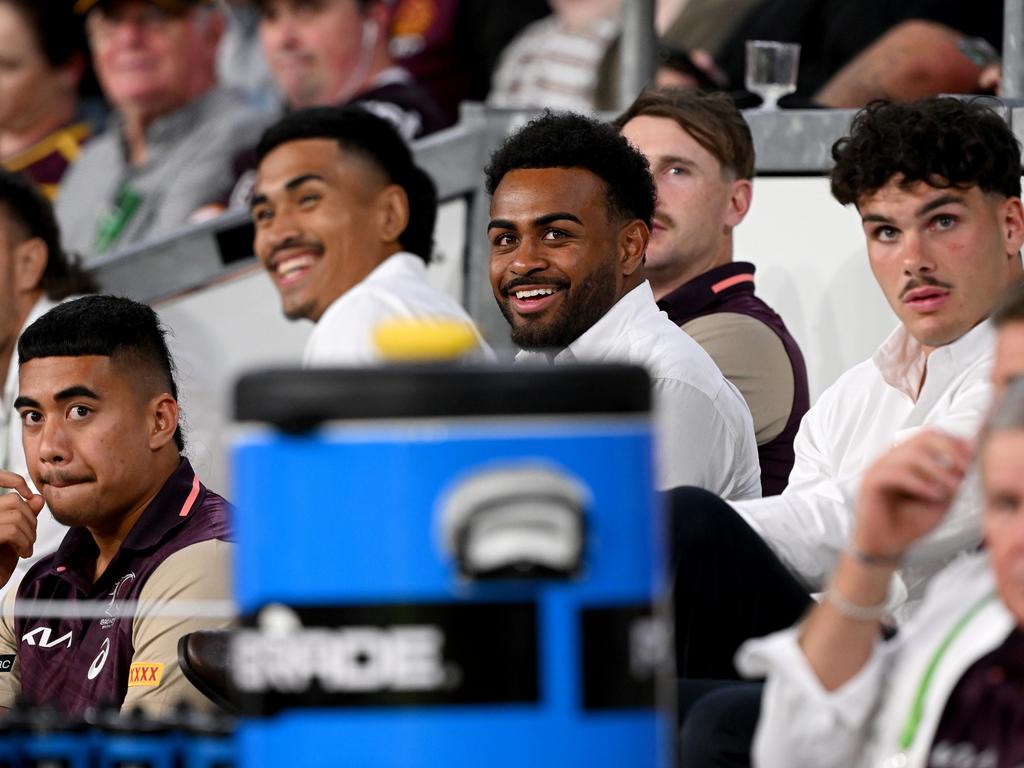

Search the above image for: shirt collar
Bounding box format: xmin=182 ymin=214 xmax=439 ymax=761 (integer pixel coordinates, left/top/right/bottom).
xmin=872 ymin=320 xmax=995 ymax=401
xmin=49 ymin=459 xmax=203 ymax=587
xmin=514 ymin=281 xmax=659 ymax=365
xmin=657 ymin=262 xmax=756 ymax=323
xmin=116 ymin=88 xmax=220 ymax=162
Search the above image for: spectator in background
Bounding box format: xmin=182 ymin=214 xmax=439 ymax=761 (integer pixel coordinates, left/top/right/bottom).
xmin=256 ymin=0 xmax=447 ymax=140
xmin=0 ymin=169 xmax=94 ymax=598
xmin=0 ymin=0 xmax=96 ymax=200
xmin=250 ymin=106 xmax=488 ymax=365
xmin=389 ymin=0 xmax=551 ymax=125
xmin=485 ymin=111 xmax=760 ymax=498
xmin=616 ymin=89 xmax=809 ymax=496
xmin=56 ymin=0 xmax=267 ymax=260
xmin=711 ymin=0 xmax=1003 ymax=107
xmin=217 ymin=0 xmax=277 ymax=109
xmin=488 ymin=0 xmax=622 ymax=112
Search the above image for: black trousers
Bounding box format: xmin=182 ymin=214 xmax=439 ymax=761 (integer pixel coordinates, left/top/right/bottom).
xmin=667 ymin=487 xmax=812 ymax=767
xmin=667 ymin=486 xmax=813 ymax=680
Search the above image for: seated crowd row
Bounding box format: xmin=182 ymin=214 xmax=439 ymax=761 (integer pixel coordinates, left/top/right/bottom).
xmin=2 ymin=0 xmax=1011 ymax=264
xmin=0 ymin=38 xmax=1021 ymax=768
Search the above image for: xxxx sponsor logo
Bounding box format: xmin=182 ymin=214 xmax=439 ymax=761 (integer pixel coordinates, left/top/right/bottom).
xmin=128 ymin=662 xmax=164 ymax=687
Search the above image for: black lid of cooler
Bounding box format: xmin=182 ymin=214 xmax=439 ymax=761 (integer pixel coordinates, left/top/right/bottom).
xmin=235 ymin=364 xmax=651 ymax=432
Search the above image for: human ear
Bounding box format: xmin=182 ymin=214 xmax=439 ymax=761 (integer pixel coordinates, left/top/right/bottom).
xmin=376 ymin=184 xmax=410 ymax=245
xmin=725 ymin=179 xmax=753 ymax=228
xmin=619 ymin=219 xmax=649 ymax=277
xmin=1002 ymin=196 xmax=1024 ymax=257
xmin=13 ymin=238 xmax=47 ymax=294
xmin=148 ymin=395 xmax=180 ymax=451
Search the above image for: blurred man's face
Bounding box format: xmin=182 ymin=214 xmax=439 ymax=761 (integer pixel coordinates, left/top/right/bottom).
xmin=993 ymin=320 xmax=1024 ymax=398
xmin=87 ymin=1 xmax=220 ymax=118
xmin=620 ymin=114 xmax=748 ymax=297
xmin=981 ymin=429 xmax=1024 ymax=626
xmin=859 ymin=179 xmax=1024 ymax=354
xmin=251 ymin=138 xmax=394 ymax=322
xmin=259 ymin=0 xmax=368 ymax=108
xmin=0 ymin=207 xmax=41 ymax=366
xmin=488 ymin=167 xmax=644 ymax=349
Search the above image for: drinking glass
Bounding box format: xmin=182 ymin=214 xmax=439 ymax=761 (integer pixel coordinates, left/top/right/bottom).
xmin=745 ymin=40 xmax=800 ymax=110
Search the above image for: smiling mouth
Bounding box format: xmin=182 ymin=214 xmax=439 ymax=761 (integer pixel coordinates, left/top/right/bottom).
xmin=268 ymin=251 xmax=320 ymax=286
xmin=504 ymin=284 xmax=565 ymax=315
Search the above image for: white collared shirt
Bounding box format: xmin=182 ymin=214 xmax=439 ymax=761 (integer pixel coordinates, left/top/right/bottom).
xmin=516 ymin=281 xmax=761 ymax=499
xmin=739 ymin=552 xmax=1013 ymax=768
xmin=733 ymin=320 xmax=994 ymax=612
xmin=1 ymin=297 xmax=64 ymax=600
xmin=303 ymin=252 xmax=492 ymax=366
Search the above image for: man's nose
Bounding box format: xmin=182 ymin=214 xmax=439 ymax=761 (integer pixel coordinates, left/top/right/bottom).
xmin=510 ymin=237 xmax=549 ymax=275
xmin=901 ymin=231 xmax=936 ymax=274
xmin=37 ymin=420 xmax=69 ymax=465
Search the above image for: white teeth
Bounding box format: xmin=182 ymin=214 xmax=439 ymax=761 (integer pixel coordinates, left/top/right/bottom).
xmin=515 ymin=288 xmax=557 ymax=299
xmin=276 ymin=254 xmax=316 ymax=277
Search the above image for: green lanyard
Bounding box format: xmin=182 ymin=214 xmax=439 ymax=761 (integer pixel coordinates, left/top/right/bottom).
xmin=895 ymin=591 xmax=997 ymax=754
xmin=93 ymin=183 xmax=142 ymax=254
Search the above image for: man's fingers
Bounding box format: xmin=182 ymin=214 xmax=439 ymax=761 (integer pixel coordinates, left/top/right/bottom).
xmin=0 ymin=471 xmax=35 ymax=502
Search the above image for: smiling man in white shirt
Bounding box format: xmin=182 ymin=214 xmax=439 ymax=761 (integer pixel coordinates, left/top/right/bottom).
xmin=251 ymin=106 xmax=488 ymax=364
xmin=484 ymin=111 xmax=760 ymax=499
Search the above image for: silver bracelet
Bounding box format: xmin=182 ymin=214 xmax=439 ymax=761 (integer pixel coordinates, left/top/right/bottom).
xmin=847 ymin=545 xmax=903 ymax=568
xmin=825 ymin=588 xmax=888 ymax=622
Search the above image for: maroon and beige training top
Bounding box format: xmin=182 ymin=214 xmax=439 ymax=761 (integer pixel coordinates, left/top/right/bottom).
xmin=0 ymin=459 xmax=233 ymax=715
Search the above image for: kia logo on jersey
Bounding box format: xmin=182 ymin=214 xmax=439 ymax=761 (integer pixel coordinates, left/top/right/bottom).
xmin=21 ymin=626 xmax=73 ymax=649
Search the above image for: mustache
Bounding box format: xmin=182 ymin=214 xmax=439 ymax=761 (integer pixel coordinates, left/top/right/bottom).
xmin=268 ymin=237 xmax=324 ymax=263
xmin=899 ymin=275 xmax=953 ymax=300
xmin=501 ymin=276 xmax=570 ymax=296
xmin=39 ymin=470 xmax=95 ymax=487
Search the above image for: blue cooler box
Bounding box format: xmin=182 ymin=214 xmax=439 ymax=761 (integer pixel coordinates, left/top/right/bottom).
xmin=231 ymin=365 xmax=672 ymax=768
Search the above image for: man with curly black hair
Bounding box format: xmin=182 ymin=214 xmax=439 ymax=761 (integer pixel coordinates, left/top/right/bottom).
xmin=668 ymin=96 xmax=1024 ymax=768
xmin=485 ymin=111 xmax=760 ymax=499
xmin=677 ymin=95 xmax=1024 ymax=671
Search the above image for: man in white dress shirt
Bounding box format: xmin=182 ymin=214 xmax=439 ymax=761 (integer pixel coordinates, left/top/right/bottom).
xmin=484 ymin=111 xmax=760 ymax=499
xmin=672 ymin=97 xmax=1024 ymax=686
xmin=251 ymin=106 xmax=488 ymax=364
xmin=673 ymin=97 xmax=1024 ymax=767
xmin=0 ymin=169 xmax=94 ymax=598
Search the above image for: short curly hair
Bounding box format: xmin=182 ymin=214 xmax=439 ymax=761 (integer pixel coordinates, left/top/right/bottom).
xmin=485 ymin=111 xmax=656 ymax=228
xmin=831 ymin=98 xmax=1022 ymax=206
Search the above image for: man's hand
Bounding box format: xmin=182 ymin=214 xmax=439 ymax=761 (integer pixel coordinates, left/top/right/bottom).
xmin=852 ymin=430 xmax=972 ymax=561
xmin=0 ymin=472 xmax=44 ymax=588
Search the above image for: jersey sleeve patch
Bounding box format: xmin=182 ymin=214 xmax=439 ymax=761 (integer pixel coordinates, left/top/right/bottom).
xmin=128 ymin=662 xmax=164 ymax=687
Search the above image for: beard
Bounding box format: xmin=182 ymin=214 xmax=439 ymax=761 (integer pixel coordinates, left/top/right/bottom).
xmin=500 ymin=261 xmax=620 ymax=350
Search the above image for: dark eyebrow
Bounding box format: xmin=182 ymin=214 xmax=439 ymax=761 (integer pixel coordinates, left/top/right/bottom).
xmin=12 ymin=396 xmax=39 ymax=411
xmin=487 ymin=218 xmax=515 ymax=231
xmin=54 ymin=386 xmax=100 ymax=402
xmin=534 ymin=212 xmax=583 ymax=227
xmin=915 ymin=194 xmax=965 ymax=217
xmin=861 ymin=193 xmax=967 ymax=225
xmin=250 ymin=174 xmax=325 ymax=211
xmin=861 ymin=213 xmax=894 ymax=225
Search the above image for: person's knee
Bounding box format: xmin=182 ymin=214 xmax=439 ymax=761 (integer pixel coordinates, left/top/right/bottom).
xmin=666 ymin=485 xmax=741 ymax=552
xmin=678 ymin=683 xmax=761 ymax=768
